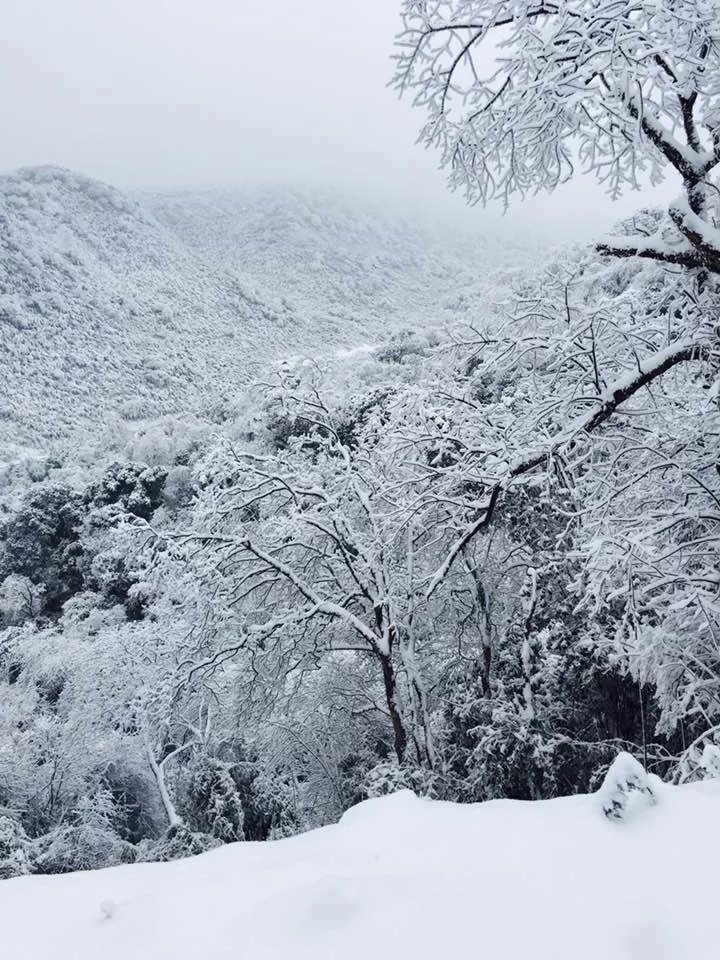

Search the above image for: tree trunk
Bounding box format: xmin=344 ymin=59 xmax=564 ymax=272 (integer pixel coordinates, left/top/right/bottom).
xmin=379 ymin=653 xmax=407 ymax=763
xmin=146 ymin=742 xmax=182 ymax=828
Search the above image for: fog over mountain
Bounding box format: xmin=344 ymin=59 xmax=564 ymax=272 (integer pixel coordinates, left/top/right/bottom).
xmin=1 ymin=0 xmax=676 ymax=238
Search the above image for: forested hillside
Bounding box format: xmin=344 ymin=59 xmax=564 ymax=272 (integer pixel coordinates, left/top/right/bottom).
xmin=140 ymin=187 xmax=529 ymax=331
xmin=2 ymin=222 xmax=717 ymax=877
xmin=0 ymin=167 xmax=282 ymax=453
xmin=0 ymin=167 xmax=514 ymax=458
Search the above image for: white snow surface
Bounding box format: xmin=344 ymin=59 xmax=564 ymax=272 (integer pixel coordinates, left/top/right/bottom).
xmin=3 ymin=783 xmax=719 ymax=960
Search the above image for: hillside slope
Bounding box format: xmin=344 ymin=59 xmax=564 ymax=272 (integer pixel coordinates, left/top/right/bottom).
xmin=2 ymin=778 xmax=717 ymax=959
xmin=0 ymin=168 xmax=525 ymax=458
xmin=0 ymin=167 xmax=298 ymax=455
xmin=139 ymin=186 xmax=523 ymax=329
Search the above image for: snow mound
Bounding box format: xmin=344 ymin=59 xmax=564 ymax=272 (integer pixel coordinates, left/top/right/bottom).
xmin=2 ymin=781 xmax=719 ymax=959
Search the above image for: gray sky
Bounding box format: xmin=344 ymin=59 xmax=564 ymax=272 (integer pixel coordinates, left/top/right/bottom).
xmin=1 ymin=0 xmax=674 ymax=239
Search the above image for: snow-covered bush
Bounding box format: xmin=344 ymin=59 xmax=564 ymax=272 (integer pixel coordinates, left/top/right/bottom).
xmin=0 ymin=817 xmax=31 ymax=880
xmin=364 ymin=761 xmax=436 ymax=800
xmin=30 ymin=824 xmax=136 ymax=875
xmin=701 ymin=744 xmax=720 ymax=781
xmin=137 ymin=824 xmax=220 ymax=864
xmin=85 ymin=461 xmax=167 ymax=520
xmin=181 ymin=756 xmax=245 ymax=843
xmin=0 ymin=574 xmax=45 ymax=626
xmin=598 ymin=753 xmax=657 ymax=822
xmin=0 ymin=483 xmax=84 ymax=615
xmin=25 ymin=789 xmax=134 ymax=874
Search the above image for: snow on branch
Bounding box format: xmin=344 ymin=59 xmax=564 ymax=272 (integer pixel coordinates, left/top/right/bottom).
xmin=395 ymin=0 xmax=720 ymax=266
xmin=595 ymin=235 xmax=705 ymax=270
xmin=426 ymin=339 xmax=711 ymax=597
xmin=669 ymin=196 xmax=720 ymax=273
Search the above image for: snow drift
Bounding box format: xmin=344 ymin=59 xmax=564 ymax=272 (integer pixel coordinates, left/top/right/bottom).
xmin=2 ymin=770 xmax=718 ymax=960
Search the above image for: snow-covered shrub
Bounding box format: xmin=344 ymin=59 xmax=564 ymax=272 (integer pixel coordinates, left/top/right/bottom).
xmin=438 ymin=618 xmax=625 ymax=804
xmin=137 ymin=824 xmax=220 ymax=863
xmin=364 ymin=761 xmax=436 ymax=800
xmin=334 ymin=387 xmax=394 ymax=451
xmin=30 ymin=824 xmax=136 ymax=875
xmin=441 ymin=697 xmax=570 ymax=802
xmin=162 ymin=465 xmax=195 ymax=512
xmin=229 ymin=756 xmax=299 ymax=841
xmin=598 ymin=753 xmax=657 ymax=822
xmin=0 ymin=293 xmax=28 ymax=331
xmin=701 ymin=744 xmax=720 ymax=780
xmin=85 ymin=461 xmax=167 ymax=520
xmin=123 ymin=417 xmax=210 ymax=468
xmin=0 ymin=484 xmax=84 ymax=614
xmin=0 ymin=816 xmax=32 ymax=879
xmin=28 ymin=790 xmax=136 ymax=874
xmin=0 ymin=574 xmax=45 ymax=626
xmin=181 ymin=756 xmax=245 ymax=842
xmin=674 ymin=736 xmax=720 ymax=784
xmin=373 ymin=333 xmax=428 ymax=365
xmin=265 ymin=411 xmax=323 ymax=452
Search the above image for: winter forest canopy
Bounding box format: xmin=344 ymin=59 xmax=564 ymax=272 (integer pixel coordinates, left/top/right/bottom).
xmin=0 ymin=0 xmax=719 ymax=881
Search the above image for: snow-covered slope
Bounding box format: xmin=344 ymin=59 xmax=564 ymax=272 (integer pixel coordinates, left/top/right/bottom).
xmin=0 ymin=167 xmax=301 ymax=454
xmin=3 ymin=780 xmax=718 ymax=960
xmin=2 ymin=169 xmax=519 ymax=457
xmin=139 ymin=187 xmax=521 ymax=331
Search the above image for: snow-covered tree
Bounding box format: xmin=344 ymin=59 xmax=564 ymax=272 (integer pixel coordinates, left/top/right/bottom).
xmin=393 ymin=0 xmax=720 ymax=781
xmin=394 ymin=0 xmax=720 ymax=271
xmin=141 ymin=374 xmax=441 ymax=769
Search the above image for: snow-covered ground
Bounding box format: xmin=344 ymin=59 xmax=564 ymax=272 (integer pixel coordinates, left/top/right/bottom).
xmin=3 ymin=772 xmax=718 ymax=960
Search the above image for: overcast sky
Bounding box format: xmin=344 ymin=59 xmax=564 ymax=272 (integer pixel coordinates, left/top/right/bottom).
xmin=1 ymin=0 xmax=675 ymax=238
